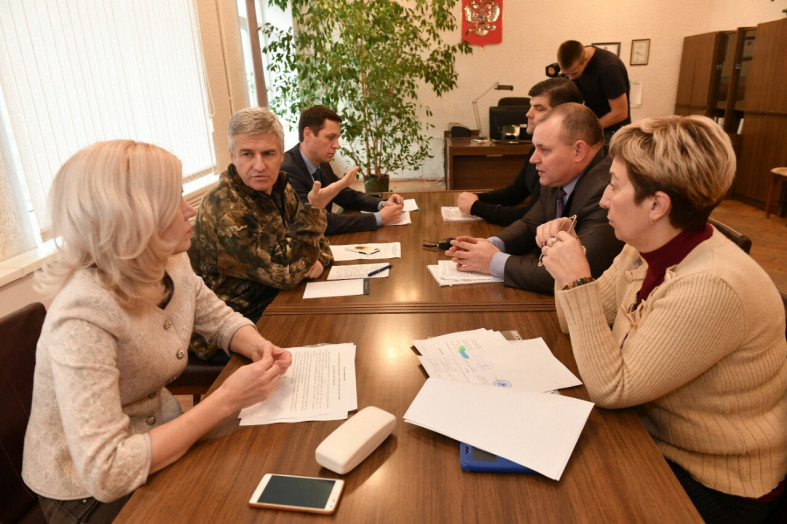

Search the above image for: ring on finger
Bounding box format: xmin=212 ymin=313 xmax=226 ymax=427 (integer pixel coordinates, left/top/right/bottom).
xmin=549 ymin=236 xmax=557 ymax=246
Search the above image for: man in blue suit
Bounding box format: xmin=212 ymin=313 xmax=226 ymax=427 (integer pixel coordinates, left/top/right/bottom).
xmin=281 ymin=105 xmax=404 ymax=235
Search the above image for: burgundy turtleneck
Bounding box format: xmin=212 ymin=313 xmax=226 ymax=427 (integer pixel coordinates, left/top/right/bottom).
xmin=637 ymin=223 xmax=713 ymax=304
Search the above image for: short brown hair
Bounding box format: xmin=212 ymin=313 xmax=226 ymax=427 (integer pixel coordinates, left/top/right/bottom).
xmin=528 ymin=78 xmax=584 ymax=107
xmin=298 ymin=105 xmax=342 ymax=142
xmin=557 ymin=40 xmax=585 ymax=70
xmin=609 ymin=115 xmax=736 ymax=230
xmin=540 ymin=103 xmax=604 ymax=149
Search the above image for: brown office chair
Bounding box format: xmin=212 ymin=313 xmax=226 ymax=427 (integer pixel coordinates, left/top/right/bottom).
xmin=0 ymin=302 xmax=48 ymax=524
xmin=167 ymin=352 xmax=223 ymax=405
xmin=708 ymin=217 xmax=752 ymax=254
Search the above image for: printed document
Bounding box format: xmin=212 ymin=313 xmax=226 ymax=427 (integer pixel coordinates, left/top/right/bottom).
xmin=427 ymin=261 xmax=502 ymax=286
xmin=331 ymin=242 xmax=401 ymax=261
xmin=404 ymin=378 xmax=593 ymax=481
xmin=416 ymin=335 xmax=581 ymax=392
xmin=239 ymin=343 xmax=358 ymax=425
xmin=327 ymin=263 xmax=391 ymax=280
xmin=441 ymin=206 xmax=483 ymax=222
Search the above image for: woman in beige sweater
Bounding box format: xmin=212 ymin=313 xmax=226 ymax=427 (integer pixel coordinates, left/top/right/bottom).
xmin=22 ymin=140 xmax=292 ymax=523
xmin=537 ymin=115 xmax=786 ymax=523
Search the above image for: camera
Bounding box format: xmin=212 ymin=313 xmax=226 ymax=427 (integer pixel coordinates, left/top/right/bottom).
xmin=545 ymin=62 xmax=564 ymax=78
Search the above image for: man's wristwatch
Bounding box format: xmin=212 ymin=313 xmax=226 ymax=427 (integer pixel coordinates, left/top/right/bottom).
xmin=562 ymin=276 xmax=595 ymax=291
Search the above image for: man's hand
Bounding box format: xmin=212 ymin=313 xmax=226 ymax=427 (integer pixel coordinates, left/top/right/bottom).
xmin=380 ymin=203 xmax=404 ymax=225
xmin=307 ymin=167 xmax=358 ymax=209
xmin=384 ymin=193 xmax=404 ymax=206
xmin=457 ymin=192 xmax=478 ymax=215
xmin=445 ymin=236 xmax=498 ymax=274
xmin=305 ymin=260 xmax=324 ymax=279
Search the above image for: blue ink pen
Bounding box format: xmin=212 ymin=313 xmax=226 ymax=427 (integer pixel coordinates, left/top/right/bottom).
xmin=367 ymin=264 xmax=392 ymax=277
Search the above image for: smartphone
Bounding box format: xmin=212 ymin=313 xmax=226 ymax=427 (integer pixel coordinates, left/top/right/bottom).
xmin=249 ymin=473 xmax=344 ymax=514
xmin=460 ymin=443 xmax=535 ymax=474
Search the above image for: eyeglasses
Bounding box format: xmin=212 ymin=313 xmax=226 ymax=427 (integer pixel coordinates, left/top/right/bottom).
xmin=538 ymin=215 xmax=577 ymax=267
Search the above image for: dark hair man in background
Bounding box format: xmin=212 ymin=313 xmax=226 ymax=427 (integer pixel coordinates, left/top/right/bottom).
xmin=456 ymin=78 xmax=583 ymax=226
xmin=558 ymin=40 xmax=630 ymax=143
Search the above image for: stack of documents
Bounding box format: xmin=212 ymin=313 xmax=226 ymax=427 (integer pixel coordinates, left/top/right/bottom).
xmin=428 ymin=260 xmax=502 ymax=286
xmin=441 ymin=206 xmax=483 ymax=222
xmin=239 ymin=343 xmax=357 ymax=425
xmin=412 ymin=328 xmax=581 ymax=392
xmin=404 ymin=328 xmax=593 ymax=480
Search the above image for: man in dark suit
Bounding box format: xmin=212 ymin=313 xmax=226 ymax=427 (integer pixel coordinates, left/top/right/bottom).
xmin=447 ymin=103 xmax=623 ymax=294
xmin=281 ymin=105 xmax=404 ymax=235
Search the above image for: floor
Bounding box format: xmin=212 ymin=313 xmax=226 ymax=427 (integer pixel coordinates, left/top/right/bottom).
xmin=177 ymin=179 xmax=786 ymax=411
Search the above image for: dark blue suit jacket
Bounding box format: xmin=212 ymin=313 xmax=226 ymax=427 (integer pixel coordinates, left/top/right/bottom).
xmin=281 ymin=145 xmax=383 ymax=236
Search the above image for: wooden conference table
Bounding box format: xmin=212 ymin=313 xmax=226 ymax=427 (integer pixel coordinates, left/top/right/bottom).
xmin=116 ymin=189 xmax=700 ymax=522
xmin=116 ymin=310 xmax=701 ymax=522
xmin=264 ymin=191 xmax=555 ymax=315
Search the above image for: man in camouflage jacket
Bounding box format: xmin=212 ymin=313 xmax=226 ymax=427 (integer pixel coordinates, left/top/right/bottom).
xmin=188 ymin=108 xmax=350 ymax=361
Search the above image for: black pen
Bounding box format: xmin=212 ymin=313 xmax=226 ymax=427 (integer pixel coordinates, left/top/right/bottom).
xmin=367 ymin=264 xmax=392 ymax=277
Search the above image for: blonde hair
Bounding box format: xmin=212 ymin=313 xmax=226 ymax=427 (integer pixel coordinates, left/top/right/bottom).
xmin=36 ymin=140 xmax=183 ymax=310
xmin=609 ymin=115 xmax=735 ymax=230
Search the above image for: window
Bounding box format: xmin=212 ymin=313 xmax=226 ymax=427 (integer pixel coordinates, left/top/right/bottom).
xmin=0 ymin=0 xmax=215 ymax=260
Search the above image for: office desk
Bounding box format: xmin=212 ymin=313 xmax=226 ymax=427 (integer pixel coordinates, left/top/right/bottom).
xmin=116 ymin=311 xmax=701 ymax=523
xmin=265 ymin=191 xmax=554 ymax=315
xmin=444 ymin=137 xmax=532 ymax=190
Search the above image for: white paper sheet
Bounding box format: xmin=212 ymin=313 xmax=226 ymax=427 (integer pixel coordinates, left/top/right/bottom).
xmin=239 ymin=343 xmax=358 ymax=425
xmin=330 ymin=242 xmax=402 ymax=261
xmin=327 ymin=263 xmax=391 ymax=280
xmin=402 ymin=198 xmax=419 ymax=212
xmin=303 ymin=279 xmax=368 ymax=298
xmin=441 ymin=206 xmax=483 ymax=222
xmin=403 ymin=378 xmax=594 ymax=481
xmin=427 ymin=262 xmax=502 ymax=286
xmin=361 ymin=210 xmax=411 ymax=225
xmin=417 ymin=337 xmax=581 ymax=392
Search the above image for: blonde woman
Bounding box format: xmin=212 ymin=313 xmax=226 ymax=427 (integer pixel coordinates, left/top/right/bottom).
xmin=22 ymin=140 xmax=292 ymax=522
xmin=537 ymin=115 xmax=786 ymax=523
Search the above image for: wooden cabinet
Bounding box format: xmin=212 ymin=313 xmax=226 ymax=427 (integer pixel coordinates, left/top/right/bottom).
xmin=676 ymin=19 xmax=786 ymax=208
xmin=735 ymin=18 xmax=787 ymax=207
xmin=675 ymin=32 xmax=720 ymax=116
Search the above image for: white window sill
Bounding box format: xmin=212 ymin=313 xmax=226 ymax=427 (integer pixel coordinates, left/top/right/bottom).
xmin=0 ymin=173 xmax=218 ymax=290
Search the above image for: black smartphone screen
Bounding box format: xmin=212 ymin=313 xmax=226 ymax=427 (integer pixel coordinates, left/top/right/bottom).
xmin=257 ymin=475 xmax=337 ymax=509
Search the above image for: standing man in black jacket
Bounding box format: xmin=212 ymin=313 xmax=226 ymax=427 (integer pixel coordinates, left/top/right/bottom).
xmin=281 ymin=105 xmax=404 ymax=236
xmin=456 ymin=78 xmax=583 ymax=226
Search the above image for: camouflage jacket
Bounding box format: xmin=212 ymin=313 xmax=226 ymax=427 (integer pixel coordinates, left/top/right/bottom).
xmin=187 ymin=165 xmax=332 ymax=359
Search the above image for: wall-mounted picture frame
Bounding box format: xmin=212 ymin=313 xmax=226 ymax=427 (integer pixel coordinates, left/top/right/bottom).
xmin=630 ymin=39 xmax=651 ymax=65
xmin=592 ymin=42 xmax=621 ymax=56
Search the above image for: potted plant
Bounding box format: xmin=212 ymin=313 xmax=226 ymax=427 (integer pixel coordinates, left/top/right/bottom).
xmin=261 ymin=0 xmax=471 ymax=192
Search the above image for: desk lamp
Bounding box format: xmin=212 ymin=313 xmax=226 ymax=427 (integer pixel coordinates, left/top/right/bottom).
xmin=472 ymin=82 xmax=513 ymax=143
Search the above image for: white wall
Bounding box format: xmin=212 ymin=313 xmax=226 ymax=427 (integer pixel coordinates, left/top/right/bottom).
xmin=408 ymin=0 xmax=787 ymax=181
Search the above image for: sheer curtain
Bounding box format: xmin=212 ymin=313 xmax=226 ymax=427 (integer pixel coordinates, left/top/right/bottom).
xmin=0 ymin=0 xmax=215 ymax=252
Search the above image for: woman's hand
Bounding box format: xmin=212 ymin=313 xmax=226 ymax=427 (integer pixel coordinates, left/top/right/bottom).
xmin=535 ymin=217 xmax=577 ymax=248
xmin=539 ymin=230 xmax=592 ymax=288
xmin=218 ymin=349 xmax=291 ymax=412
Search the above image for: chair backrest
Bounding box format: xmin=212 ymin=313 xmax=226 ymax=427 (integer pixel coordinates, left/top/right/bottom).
xmin=708 ymin=217 xmax=752 ymax=254
xmin=498 ymin=96 xmax=530 ymax=107
xmin=0 ymin=302 xmax=47 ymax=524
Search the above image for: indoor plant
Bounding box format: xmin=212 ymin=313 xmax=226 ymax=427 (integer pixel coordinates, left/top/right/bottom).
xmin=261 ymin=0 xmax=471 ymax=192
